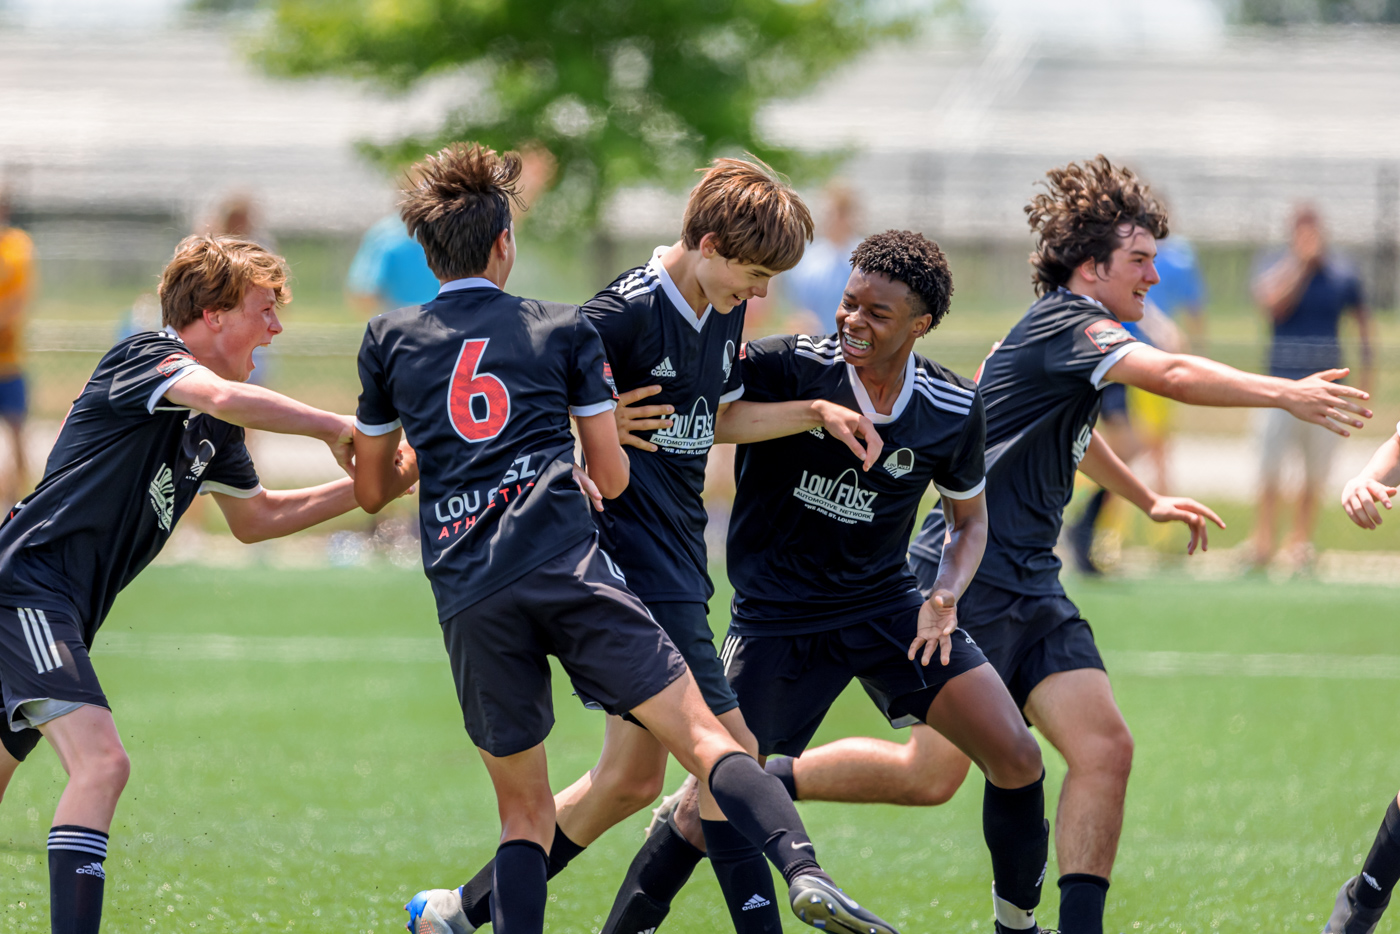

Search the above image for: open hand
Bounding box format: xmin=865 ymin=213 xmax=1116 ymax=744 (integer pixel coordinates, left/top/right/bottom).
xmin=813 ymin=399 xmax=883 ymax=471
xmin=615 ymin=385 xmax=673 ymax=452
xmin=1286 ymin=369 xmax=1373 ymax=436
xmin=1342 ymin=476 xmax=1397 ymax=530
xmin=909 ymin=591 xmax=958 ymax=667
xmin=1147 ymin=495 xmax=1226 ymax=554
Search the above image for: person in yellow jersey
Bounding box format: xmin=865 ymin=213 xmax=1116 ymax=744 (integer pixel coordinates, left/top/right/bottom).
xmin=0 ymin=189 xmax=34 ymax=510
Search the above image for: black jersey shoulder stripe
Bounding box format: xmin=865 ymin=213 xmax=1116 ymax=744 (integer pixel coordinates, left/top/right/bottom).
xmin=913 ymin=374 xmax=976 ymax=409
xmin=794 ymin=334 xmax=842 ymax=365
xmin=912 ymin=382 xmax=972 ymax=415
xmin=913 ymin=368 xmax=974 ymax=398
xmin=615 ymin=269 xmax=660 ymax=298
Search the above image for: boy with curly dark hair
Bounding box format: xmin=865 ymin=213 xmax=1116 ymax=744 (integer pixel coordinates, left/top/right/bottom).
xmin=761 ymin=156 xmax=1374 ymax=934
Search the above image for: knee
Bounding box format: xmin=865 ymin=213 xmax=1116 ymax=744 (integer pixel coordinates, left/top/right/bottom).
xmin=592 ymin=762 xmax=667 ymax=817
xmin=1071 ymin=721 xmax=1134 ymax=784
xmin=83 ymin=747 xmax=130 ymax=794
xmin=1003 ymin=731 xmax=1045 ymax=788
xmin=898 ymin=772 xmax=965 ymax=808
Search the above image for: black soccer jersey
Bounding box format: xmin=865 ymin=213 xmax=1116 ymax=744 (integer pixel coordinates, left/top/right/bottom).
xmin=908 ymin=288 xmax=1143 ymax=596
xmin=356 ymin=279 xmax=617 ymax=621
xmin=583 ymin=247 xmax=746 ymax=603
xmin=0 ymin=328 xmax=261 ymax=640
xmin=726 ymin=334 xmax=986 ymax=636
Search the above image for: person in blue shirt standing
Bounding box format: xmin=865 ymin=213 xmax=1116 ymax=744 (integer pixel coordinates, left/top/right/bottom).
xmin=346 ymin=213 xmax=442 ymax=315
xmin=1250 ymin=204 xmax=1374 ymax=571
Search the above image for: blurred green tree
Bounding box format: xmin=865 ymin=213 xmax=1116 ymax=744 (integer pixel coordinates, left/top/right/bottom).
xmin=252 ymin=0 xmax=904 ymax=237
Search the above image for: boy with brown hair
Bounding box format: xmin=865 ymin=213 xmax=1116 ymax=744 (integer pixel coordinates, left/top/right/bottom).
xmin=0 ymin=234 xmax=367 ymax=934
xmin=355 ymin=146 xmax=894 ymax=934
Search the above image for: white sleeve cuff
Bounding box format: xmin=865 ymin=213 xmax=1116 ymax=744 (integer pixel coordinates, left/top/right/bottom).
xmin=354 ymin=417 xmax=402 ymax=436
xmin=935 ymin=477 xmax=987 ymax=500
xmin=198 ymin=481 xmax=264 ymax=499
xmin=146 ymin=364 xmax=207 ymax=414
xmin=569 ymin=399 xmax=617 ymax=417
xmin=719 ymin=385 xmax=745 ymax=404
xmin=1090 ymin=341 xmax=1145 ymax=390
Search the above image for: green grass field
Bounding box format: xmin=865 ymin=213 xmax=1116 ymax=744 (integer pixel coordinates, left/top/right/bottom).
xmin=1 ymin=566 xmax=1398 ymax=934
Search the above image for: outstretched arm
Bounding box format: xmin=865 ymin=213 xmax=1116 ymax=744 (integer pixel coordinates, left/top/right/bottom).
xmin=166 ymin=369 xmax=355 ymax=473
xmin=1341 ymin=430 xmax=1400 ymax=530
xmin=715 ymin=399 xmax=884 ymax=470
xmin=212 ymin=481 xmax=359 ymax=544
xmin=352 ymin=429 xmax=419 ymax=514
xmin=1078 ymin=429 xmax=1224 ymax=554
xmin=909 ymin=491 xmax=987 ymax=668
xmin=1105 ymin=344 xmax=1372 ymax=436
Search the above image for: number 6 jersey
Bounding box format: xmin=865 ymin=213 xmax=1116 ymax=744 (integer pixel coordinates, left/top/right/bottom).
xmin=355 ymin=279 xmax=617 ymax=621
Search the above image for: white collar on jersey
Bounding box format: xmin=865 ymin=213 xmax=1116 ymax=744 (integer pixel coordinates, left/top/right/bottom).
xmin=1055 ymin=286 xmax=1110 ymax=312
xmin=161 ymin=325 xmax=184 ymax=342
xmin=846 ymin=352 xmax=915 ymax=424
xmin=438 ymin=277 xmax=500 ymax=295
xmin=648 ymin=246 xmax=713 ymax=332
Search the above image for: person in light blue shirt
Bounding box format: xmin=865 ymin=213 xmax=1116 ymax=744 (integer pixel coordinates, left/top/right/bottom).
xmin=783 ymin=182 xmax=862 ymax=333
xmin=346 ymin=214 xmax=441 ymax=313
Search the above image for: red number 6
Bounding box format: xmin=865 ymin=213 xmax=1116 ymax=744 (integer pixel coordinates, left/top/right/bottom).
xmin=448 ymin=338 xmax=510 ymax=443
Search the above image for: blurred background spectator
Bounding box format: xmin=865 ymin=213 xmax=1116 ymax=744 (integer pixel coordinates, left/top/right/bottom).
xmin=782 ymin=181 xmax=863 ymax=335
xmin=0 ymin=188 xmax=33 ymax=510
xmin=1250 ymin=204 xmax=1374 ymax=572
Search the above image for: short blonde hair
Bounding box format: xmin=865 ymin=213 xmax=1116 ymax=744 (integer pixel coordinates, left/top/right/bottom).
xmin=681 ymin=158 xmax=813 ymax=273
xmin=158 ymin=235 xmax=291 ymax=330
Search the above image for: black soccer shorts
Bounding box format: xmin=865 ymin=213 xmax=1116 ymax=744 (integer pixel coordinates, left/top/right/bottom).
xmin=719 ymin=607 xmax=988 ymax=758
xmin=0 ymin=604 xmax=108 ymax=762
xmin=646 ymin=602 xmax=739 ymax=716
xmin=910 ymin=554 xmax=1106 ymax=710
xmin=441 ymin=535 xmax=688 ymax=758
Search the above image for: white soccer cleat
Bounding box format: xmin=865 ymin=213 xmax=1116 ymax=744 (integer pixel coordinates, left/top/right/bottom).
xmin=789 ymin=873 xmax=900 ymax=934
xmin=404 ymin=887 xmax=474 ymax=934
xmin=645 ymin=782 xmax=690 ymax=838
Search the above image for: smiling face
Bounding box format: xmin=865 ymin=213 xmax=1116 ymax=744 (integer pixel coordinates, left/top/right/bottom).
xmin=215 ymin=283 xmax=283 ymax=381
xmin=1074 ymin=224 xmax=1160 ymax=322
xmin=835 ymin=268 xmax=932 ymax=370
xmin=694 ymin=233 xmax=778 ymax=314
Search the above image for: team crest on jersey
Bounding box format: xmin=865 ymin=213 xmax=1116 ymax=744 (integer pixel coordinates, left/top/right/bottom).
xmin=722 ymin=341 xmax=736 ymax=380
xmin=602 ymin=362 xmax=617 ymax=394
xmin=186 ymin=439 xmax=216 ymax=481
xmin=793 ymin=467 xmax=877 ymax=524
xmin=1084 ymin=319 xmax=1132 ymax=353
xmin=882 ymin=448 xmax=915 ymax=479
xmin=148 ymin=463 xmax=175 ymax=530
xmin=156 ymin=352 xmax=197 ymax=377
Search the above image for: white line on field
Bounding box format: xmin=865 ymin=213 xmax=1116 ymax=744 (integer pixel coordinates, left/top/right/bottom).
xmin=89 ymin=634 xmax=1400 ymax=678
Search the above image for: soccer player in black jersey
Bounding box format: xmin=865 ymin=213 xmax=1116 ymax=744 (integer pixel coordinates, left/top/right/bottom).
xmin=1319 ymin=433 xmax=1400 ymax=934
xmin=353 ymin=144 xmax=895 ymax=934
xmin=444 ymin=159 xmax=887 ymax=934
xmin=605 ymin=229 xmax=1054 ymax=934
xmin=0 ymin=234 xmax=369 ymax=934
xmin=770 ymin=157 xmax=1374 ymax=934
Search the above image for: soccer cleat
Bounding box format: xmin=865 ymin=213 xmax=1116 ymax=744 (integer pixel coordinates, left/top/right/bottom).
xmin=993 ymin=883 xmax=1054 ymax=934
xmin=788 ymin=873 xmax=900 ymax=934
xmin=645 ymin=783 xmax=689 ymax=838
xmin=1323 ymin=876 xmax=1390 ymax=934
xmin=994 ymin=925 xmax=1058 ymax=934
xmin=405 ymin=887 xmax=474 ymax=934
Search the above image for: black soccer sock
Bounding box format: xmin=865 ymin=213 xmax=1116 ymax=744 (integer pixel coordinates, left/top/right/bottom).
xmin=463 ymin=823 xmax=585 ymax=928
xmin=982 ymin=773 xmax=1048 ymax=913
xmin=48 ymin=824 xmax=109 ymax=934
xmin=702 ymin=819 xmax=782 ymax=934
xmin=764 ymin=757 xmax=799 ymax=801
xmin=491 ymin=840 xmax=548 ymax=934
xmin=600 ymin=815 xmax=705 ymax=934
xmin=706 ymin=751 xmax=820 ymax=885
xmin=1057 ymin=873 xmax=1109 ymax=934
xmin=1357 ymin=795 xmax=1400 ymax=909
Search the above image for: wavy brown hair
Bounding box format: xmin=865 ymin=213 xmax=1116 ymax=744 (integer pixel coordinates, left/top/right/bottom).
xmin=158 ymin=235 xmax=290 ymax=331
xmin=400 ymin=143 xmax=525 ymax=281
xmin=1025 ymin=155 xmax=1168 ymax=296
xmin=681 ymin=157 xmax=813 ymax=272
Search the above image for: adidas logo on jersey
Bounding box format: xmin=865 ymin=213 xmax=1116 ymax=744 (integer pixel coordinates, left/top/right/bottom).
xmin=741 ymin=894 xmax=772 ymax=911
xmin=651 ymin=357 xmax=677 ymax=378
xmin=883 ymin=447 xmax=915 ymax=479
xmin=809 ymin=427 xmax=825 ymax=440
xmin=76 ymin=862 xmax=106 ymax=879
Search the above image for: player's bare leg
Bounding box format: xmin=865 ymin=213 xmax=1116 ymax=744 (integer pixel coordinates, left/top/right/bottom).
xmin=0 ymin=413 xmax=26 ymax=509
xmin=778 ymin=724 xmax=970 ymax=807
xmin=0 ymin=743 xmax=19 ymax=804
xmin=474 ymin=743 xmax=555 ymax=934
xmin=554 ymin=716 xmax=670 ymax=845
xmin=1023 ymin=668 xmax=1134 ymax=934
xmin=1252 ymin=482 xmax=1281 ymax=567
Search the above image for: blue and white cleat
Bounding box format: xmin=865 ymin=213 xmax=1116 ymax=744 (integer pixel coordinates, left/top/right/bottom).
xmin=789 ymin=873 xmax=900 ymax=934
xmin=405 ymin=887 xmax=474 ymax=934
